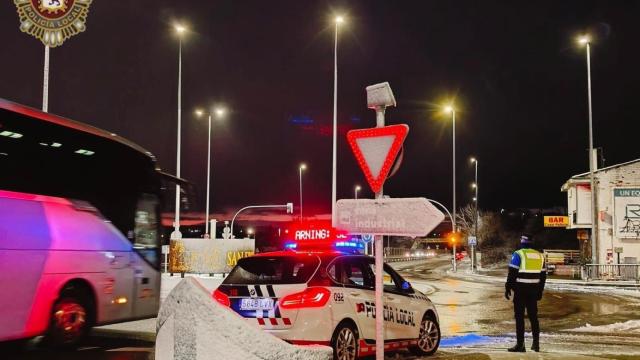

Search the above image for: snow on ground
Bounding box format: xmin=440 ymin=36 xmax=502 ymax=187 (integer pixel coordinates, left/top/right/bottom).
xmin=155 ymin=277 xmax=332 ymax=360
xmin=564 ymin=320 xmax=640 ymax=334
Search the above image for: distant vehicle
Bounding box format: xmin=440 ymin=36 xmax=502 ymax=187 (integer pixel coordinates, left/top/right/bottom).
xmin=214 ymin=242 xmax=441 ymax=360
xmin=0 ymin=99 xmax=181 ymax=346
xmin=455 ymin=252 xmax=465 ymax=261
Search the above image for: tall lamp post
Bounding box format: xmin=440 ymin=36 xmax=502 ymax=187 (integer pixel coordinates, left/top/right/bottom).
xmin=444 ymin=105 xmax=457 ymax=271
xmin=299 ymin=163 xmax=306 ymax=221
xmin=354 ymin=185 xmax=361 ymax=199
xmin=331 ymin=15 xmax=344 ymax=227
xmin=471 ymin=157 xmax=479 ymax=272
xmin=578 ymin=34 xmax=598 ymax=264
xmin=172 ymin=24 xmax=187 ymax=240
xmin=195 ymin=107 xmax=227 ymax=238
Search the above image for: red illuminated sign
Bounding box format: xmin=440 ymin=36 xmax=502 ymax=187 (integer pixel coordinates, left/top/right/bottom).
xmin=289 ymin=221 xmax=347 ymax=242
xmin=295 ymin=228 xmax=333 ymax=241
xmin=347 ymin=124 xmax=409 ymax=194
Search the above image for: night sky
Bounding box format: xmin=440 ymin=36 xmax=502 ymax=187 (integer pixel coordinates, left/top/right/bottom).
xmin=1 ymin=1 xmax=639 ymax=218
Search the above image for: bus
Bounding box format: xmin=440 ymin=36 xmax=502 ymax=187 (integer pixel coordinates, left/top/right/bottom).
xmin=0 ymin=98 xmax=180 ymax=346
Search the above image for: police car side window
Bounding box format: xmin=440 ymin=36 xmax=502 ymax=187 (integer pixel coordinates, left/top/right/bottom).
xmin=340 ymin=259 xmax=373 ymax=289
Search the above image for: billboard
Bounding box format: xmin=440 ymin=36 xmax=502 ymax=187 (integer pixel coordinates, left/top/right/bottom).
xmin=544 ymin=216 xmax=569 ymax=228
xmin=169 ymin=238 xmax=255 ymax=273
xmin=614 ymin=188 xmax=640 ymax=239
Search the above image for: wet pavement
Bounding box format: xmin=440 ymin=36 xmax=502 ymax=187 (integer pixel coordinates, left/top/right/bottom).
xmin=0 ymin=335 xmax=154 ymax=360
xmin=394 ymin=256 xmax=640 ymax=359
xmin=6 ymin=256 xmax=640 ymax=359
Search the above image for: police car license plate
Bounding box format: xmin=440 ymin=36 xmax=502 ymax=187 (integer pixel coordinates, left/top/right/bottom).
xmin=240 ymin=298 xmax=274 ymax=310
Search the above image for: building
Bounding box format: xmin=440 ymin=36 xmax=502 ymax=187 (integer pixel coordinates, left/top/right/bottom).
xmin=562 ymin=158 xmax=640 ymax=265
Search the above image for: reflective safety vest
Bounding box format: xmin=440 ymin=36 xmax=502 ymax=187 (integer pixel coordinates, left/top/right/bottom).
xmin=515 ymin=248 xmax=544 ymax=284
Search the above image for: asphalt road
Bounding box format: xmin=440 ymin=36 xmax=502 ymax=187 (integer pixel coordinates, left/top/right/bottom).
xmin=6 ymin=255 xmax=640 ymax=359
xmin=395 ymin=256 xmax=640 ymax=359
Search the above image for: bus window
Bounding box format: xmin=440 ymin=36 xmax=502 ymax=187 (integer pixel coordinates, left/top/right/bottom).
xmin=134 ymin=193 xmax=160 ymax=267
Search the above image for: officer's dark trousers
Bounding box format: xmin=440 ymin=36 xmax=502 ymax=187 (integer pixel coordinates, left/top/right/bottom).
xmin=513 ymin=286 xmax=539 ymax=344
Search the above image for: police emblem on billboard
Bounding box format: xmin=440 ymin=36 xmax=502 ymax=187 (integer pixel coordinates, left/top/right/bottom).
xmin=14 ymin=0 xmax=93 ymax=47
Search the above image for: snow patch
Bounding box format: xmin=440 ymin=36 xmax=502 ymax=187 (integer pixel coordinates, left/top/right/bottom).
xmin=565 ymin=320 xmax=640 ymax=334
xmin=155 ymin=277 xmax=332 ymax=360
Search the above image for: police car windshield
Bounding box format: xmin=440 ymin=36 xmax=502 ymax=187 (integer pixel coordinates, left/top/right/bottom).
xmin=224 ymin=255 xmax=320 ymax=285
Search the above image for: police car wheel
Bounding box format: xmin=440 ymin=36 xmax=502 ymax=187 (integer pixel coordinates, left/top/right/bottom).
xmin=332 ymin=322 xmax=359 ymax=360
xmin=410 ymin=313 xmax=440 ymax=356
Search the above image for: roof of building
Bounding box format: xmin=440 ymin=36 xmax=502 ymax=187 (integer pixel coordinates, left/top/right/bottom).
xmin=570 ymin=158 xmax=640 ymax=179
xmin=562 ymin=158 xmax=640 ymax=191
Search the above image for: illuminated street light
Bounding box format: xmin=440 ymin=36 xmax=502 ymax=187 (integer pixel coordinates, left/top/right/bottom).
xmin=470 ymin=157 xmax=479 ymax=272
xmin=331 ymin=14 xmax=345 ymax=227
xmin=299 ymin=163 xmax=307 ymax=221
xmin=355 ymin=185 xmax=361 ymax=199
xmin=578 ymin=35 xmax=590 ymax=45
xmin=247 ymin=228 xmax=254 ymax=239
xmin=471 ymin=183 xmax=477 ymax=189
xmin=443 ymin=103 xmax=457 ymax=238
xmin=195 ymin=106 xmax=227 ymax=237
xmin=172 ymin=22 xmax=189 ymax=240
xmin=577 ymin=33 xmax=598 ymax=263
xmin=174 ymin=24 xmax=186 ymax=34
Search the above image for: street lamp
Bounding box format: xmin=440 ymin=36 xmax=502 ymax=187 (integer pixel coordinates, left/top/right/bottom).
xmin=331 ymin=15 xmax=344 ymax=227
xmin=443 ymin=104 xmax=457 ymax=236
xmin=172 ymin=23 xmax=188 ymax=240
xmin=471 ymin=157 xmax=478 ymax=271
xmin=354 ymin=185 xmax=361 ymax=199
xmin=195 ymin=106 xmax=227 ymax=237
xmin=577 ymin=34 xmax=598 ymax=264
xmin=299 ymin=163 xmax=307 ymax=221
xmin=247 ymin=228 xmax=254 ymax=239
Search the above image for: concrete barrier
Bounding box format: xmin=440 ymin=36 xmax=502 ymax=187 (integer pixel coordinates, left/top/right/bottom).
xmin=155 ymin=277 xmax=333 ymax=360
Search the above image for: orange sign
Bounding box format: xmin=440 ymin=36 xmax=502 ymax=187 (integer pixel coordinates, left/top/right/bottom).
xmin=544 ymin=216 xmax=569 ymax=228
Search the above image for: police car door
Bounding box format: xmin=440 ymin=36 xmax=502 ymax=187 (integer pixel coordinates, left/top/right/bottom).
xmin=382 ymin=263 xmax=420 ymax=340
xmin=340 ymin=257 xmax=377 ymax=342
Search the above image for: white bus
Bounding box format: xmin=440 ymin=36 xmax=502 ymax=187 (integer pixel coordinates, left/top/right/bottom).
xmin=0 ymin=98 xmax=179 ymax=346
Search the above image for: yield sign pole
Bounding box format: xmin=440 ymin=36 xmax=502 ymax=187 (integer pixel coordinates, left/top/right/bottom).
xmin=364 ymin=82 xmax=397 ymax=360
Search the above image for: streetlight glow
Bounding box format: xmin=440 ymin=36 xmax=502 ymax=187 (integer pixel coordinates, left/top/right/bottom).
xmin=174 ymin=24 xmax=187 ymax=35
xmin=300 ymin=163 xmax=307 ymax=171
xmin=335 ymin=16 xmax=344 ymax=24
xmin=443 ymin=105 xmax=454 ymax=114
xmin=470 ymin=157 xmax=477 ymax=163
xmin=578 ymin=35 xmax=590 ymax=45
xmin=195 ymin=109 xmax=204 ymax=117
xmin=215 ymin=107 xmax=226 ymax=117
xmin=471 ymin=183 xmax=477 ymax=189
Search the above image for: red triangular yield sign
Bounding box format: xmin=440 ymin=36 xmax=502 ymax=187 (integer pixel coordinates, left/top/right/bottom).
xmin=347 ymin=124 xmax=409 ymax=194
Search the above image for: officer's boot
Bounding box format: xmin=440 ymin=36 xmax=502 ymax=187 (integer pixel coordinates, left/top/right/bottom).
xmin=531 ymin=339 xmax=540 ymax=352
xmin=508 ymin=343 xmax=526 ymax=352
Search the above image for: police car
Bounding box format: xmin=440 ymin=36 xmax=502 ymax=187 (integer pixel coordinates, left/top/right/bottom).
xmin=212 ymin=242 xmax=441 ymax=359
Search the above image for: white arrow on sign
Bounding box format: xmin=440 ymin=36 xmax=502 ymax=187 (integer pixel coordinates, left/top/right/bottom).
xmin=336 ymin=197 xmax=445 ymax=237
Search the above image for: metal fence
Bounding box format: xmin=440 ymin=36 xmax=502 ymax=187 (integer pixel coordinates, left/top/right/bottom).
xmin=584 ymin=264 xmax=640 ymax=282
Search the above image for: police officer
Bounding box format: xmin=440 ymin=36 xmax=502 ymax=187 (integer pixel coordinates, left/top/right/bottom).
xmin=505 ymin=234 xmax=546 ymax=353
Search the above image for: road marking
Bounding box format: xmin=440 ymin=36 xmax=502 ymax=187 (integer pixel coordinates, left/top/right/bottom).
xmin=552 ymin=294 xmax=563 ymax=299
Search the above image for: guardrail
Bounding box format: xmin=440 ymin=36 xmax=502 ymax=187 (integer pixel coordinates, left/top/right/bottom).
xmin=584 ymin=264 xmax=640 ymax=282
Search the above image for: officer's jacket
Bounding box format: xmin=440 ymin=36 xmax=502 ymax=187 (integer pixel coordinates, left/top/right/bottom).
xmin=506 ymin=247 xmax=547 ymax=292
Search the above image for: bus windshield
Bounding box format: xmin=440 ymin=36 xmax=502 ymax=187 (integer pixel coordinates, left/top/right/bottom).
xmin=0 ymin=102 xmax=164 ymax=268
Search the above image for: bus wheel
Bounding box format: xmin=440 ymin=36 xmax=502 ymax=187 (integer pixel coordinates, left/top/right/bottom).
xmin=48 ymin=290 xmax=92 ymax=347
xmin=409 ymin=312 xmax=440 ymax=356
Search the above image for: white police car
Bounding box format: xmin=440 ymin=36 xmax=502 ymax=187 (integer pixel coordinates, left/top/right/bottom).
xmin=213 ymin=246 xmax=441 ymax=359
